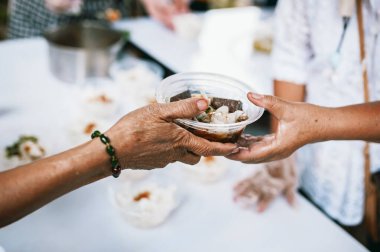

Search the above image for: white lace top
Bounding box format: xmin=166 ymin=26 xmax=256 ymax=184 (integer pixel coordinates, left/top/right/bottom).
xmin=272 ymin=0 xmax=380 ymax=225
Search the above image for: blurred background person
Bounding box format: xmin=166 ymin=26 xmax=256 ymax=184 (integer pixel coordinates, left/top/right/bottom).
xmin=7 ymin=0 xmax=189 ymax=38
xmin=234 ymin=0 xmax=380 ymax=246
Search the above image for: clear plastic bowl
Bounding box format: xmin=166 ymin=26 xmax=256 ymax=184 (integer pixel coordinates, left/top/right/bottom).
xmin=156 ymin=72 xmax=264 ymax=143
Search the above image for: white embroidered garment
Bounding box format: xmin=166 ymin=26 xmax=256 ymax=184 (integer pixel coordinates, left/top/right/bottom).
xmin=272 ymin=0 xmax=380 ymax=225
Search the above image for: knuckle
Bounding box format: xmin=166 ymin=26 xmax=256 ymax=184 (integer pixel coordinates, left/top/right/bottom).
xmin=205 ymin=145 xmax=225 ymax=156
xmin=174 ymin=130 xmax=190 ymax=148
xmin=147 ymin=103 xmax=162 ymax=116
xmin=198 ymin=145 xmax=212 ymax=156
xmin=264 ymin=95 xmax=277 ymax=110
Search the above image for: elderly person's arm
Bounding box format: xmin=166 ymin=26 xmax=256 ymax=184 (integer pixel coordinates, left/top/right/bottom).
xmin=228 ymin=93 xmax=380 ymax=164
xmin=0 ymin=98 xmax=237 ymax=227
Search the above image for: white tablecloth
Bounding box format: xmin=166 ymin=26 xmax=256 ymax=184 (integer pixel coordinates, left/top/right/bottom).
xmin=114 ymin=15 xmax=273 ymax=95
xmin=0 ymin=38 xmax=368 ymax=252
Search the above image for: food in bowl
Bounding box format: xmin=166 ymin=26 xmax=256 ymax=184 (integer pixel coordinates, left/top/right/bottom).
xmin=170 ymin=90 xmax=248 ymax=124
xmin=183 ymin=156 xmax=228 ymax=183
xmin=3 ymin=136 xmax=46 ymax=170
xmin=79 ymin=81 xmax=121 ymax=119
xmin=113 ymin=184 xmax=179 ymax=228
xmin=156 ymin=72 xmax=264 ymax=143
xmin=68 ymin=117 xmax=111 ymax=145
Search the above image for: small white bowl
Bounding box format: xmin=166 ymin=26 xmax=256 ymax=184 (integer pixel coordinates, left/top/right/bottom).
xmin=183 ymin=156 xmax=229 ymax=183
xmin=109 ymin=182 xmax=181 ymax=228
xmin=79 ymin=81 xmax=121 ymax=119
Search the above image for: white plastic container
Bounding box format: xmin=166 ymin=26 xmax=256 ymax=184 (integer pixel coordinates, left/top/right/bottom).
xmin=156 ymin=72 xmax=264 ymax=143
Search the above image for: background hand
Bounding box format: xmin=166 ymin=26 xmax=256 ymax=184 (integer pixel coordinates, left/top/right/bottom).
xmin=234 ymin=157 xmax=297 ymax=212
xmin=141 ymin=0 xmax=189 ymax=29
xmin=45 ymin=0 xmax=82 ymax=14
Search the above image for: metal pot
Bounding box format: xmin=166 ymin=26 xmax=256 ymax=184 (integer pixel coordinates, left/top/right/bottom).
xmin=44 ymin=21 xmax=125 ymax=84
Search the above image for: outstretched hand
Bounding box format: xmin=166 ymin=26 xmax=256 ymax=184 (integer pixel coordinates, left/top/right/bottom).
xmin=228 ymin=93 xmax=322 ymax=163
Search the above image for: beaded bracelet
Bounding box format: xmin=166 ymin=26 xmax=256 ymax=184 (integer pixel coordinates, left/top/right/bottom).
xmin=91 ymin=130 xmax=121 ymax=178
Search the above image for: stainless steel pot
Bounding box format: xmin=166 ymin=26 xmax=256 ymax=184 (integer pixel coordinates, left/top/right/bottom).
xmin=44 ymin=21 xmax=125 ymax=84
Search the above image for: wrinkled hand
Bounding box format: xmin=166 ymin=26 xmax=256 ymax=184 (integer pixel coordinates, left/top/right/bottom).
xmin=233 ymin=157 xmax=297 ymax=212
xmin=106 ymin=98 xmax=238 ymax=169
xmin=228 ymin=93 xmax=322 ymax=163
xmin=141 ymin=0 xmax=189 ymax=29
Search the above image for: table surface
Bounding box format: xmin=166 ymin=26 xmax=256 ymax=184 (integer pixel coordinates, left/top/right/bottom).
xmin=114 ymin=11 xmax=273 ymax=95
xmin=0 ymin=32 xmax=368 ymax=252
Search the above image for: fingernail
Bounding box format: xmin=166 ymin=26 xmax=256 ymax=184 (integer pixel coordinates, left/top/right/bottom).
xmin=231 ymin=148 xmax=240 ymax=154
xmin=196 ymin=99 xmax=208 ymax=110
xmin=248 ymin=92 xmax=264 ymax=100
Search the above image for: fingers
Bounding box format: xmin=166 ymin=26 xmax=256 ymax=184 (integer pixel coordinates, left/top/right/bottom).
xmin=184 ymin=133 xmax=238 ymax=156
xmin=227 ymin=134 xmax=277 ymax=163
xmin=234 ymin=179 xmax=253 ymax=197
xmin=256 ymin=196 xmax=276 ymax=212
xmin=156 ymin=5 xmax=176 ymax=29
xmin=237 ymin=134 xmax=263 ymax=148
xmin=45 ymin=0 xmax=72 ymax=13
xmin=247 ymin=93 xmax=287 ymax=120
xmin=143 ymin=0 xmax=176 ymax=29
xmin=233 ymin=180 xmax=260 ymax=208
xmin=178 ymin=151 xmax=201 ymax=165
xmin=233 ymin=172 xmax=276 ymax=212
xmin=159 ymin=98 xmax=208 ymax=121
xmin=284 ymin=188 xmax=297 ymax=206
xmin=236 ymin=194 xmax=259 ymax=209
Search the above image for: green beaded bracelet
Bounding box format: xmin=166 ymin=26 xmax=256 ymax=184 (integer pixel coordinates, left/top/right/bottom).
xmin=91 ymin=130 xmax=121 ymax=178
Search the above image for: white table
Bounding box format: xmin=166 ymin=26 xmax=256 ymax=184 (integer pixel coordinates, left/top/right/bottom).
xmin=0 ymin=38 xmax=368 ymax=252
xmin=114 ymin=13 xmax=273 ymax=95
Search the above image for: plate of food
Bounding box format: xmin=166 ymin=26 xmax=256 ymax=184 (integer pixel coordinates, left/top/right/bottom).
xmin=156 ymin=72 xmax=264 ymax=143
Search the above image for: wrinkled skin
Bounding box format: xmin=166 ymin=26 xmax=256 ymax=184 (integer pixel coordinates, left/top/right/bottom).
xmin=107 ymin=98 xmax=238 ymax=169
xmin=141 ymin=0 xmax=189 ymax=29
xmin=233 ymin=157 xmax=297 ymax=212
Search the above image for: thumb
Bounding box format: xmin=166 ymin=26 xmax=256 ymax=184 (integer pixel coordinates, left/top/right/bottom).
xmin=247 ymin=92 xmax=286 ymax=120
xmin=159 ymin=97 xmax=208 ymax=120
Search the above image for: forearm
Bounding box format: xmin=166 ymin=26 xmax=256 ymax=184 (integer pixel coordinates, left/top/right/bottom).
xmin=310 ymin=102 xmax=380 ymax=143
xmin=0 ymin=139 xmax=110 ymax=227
